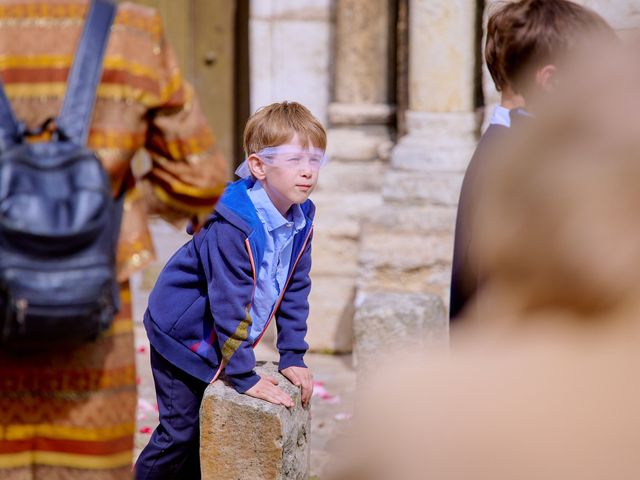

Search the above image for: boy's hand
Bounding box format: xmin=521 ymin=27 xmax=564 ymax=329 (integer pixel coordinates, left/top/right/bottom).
xmin=245 ymin=376 xmax=294 ymax=408
xmin=281 ymin=366 xmax=313 ymax=408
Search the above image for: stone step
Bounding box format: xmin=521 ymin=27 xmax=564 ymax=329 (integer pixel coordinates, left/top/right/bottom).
xmin=313 ymin=158 xmax=387 ymax=194
xmin=390 ymin=140 xmax=475 ymax=172
xmin=361 ymin=204 xmax=457 ymax=235
xmin=200 ymin=361 xmax=310 ymax=480
xmin=359 ymin=231 xmax=454 ymax=271
xmin=326 ymin=124 xmax=392 ymax=162
xmin=382 ymin=170 xmax=464 ymax=206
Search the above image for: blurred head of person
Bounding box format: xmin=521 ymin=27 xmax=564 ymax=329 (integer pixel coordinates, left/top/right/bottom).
xmin=485 ymin=0 xmax=616 ymax=110
xmin=467 ymin=39 xmax=640 ymax=333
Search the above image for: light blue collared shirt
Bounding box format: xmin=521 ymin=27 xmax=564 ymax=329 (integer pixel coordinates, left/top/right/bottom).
xmin=490 ymin=105 xmax=512 ymax=128
xmin=247 ymin=181 xmax=306 ymax=342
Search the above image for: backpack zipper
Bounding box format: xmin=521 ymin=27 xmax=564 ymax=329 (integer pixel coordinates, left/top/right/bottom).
xmin=14 ymin=298 xmax=28 ymax=334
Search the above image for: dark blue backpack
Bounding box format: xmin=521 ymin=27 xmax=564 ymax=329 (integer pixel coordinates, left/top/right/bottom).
xmin=0 ymin=0 xmax=121 ymax=350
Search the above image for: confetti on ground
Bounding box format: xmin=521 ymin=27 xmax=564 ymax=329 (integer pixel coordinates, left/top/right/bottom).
xmin=136 ymin=346 xmax=147 ymax=354
xmin=334 ymin=413 xmax=352 ymax=421
xmin=139 ymin=426 xmax=152 ymax=435
xmin=137 ymin=398 xmax=158 ymax=421
xmin=312 ymin=381 xmax=341 ymax=404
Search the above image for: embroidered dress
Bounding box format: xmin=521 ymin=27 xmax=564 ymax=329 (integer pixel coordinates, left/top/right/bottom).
xmin=0 ymin=2 xmax=227 ymax=478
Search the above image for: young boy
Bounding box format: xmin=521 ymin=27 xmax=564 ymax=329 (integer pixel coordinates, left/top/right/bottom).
xmin=449 ymin=0 xmax=614 ymax=321
xmin=135 ymin=101 xmax=326 ymax=479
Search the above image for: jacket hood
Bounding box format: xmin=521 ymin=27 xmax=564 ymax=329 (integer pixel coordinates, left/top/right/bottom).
xmin=210 ymin=178 xmax=315 ymax=235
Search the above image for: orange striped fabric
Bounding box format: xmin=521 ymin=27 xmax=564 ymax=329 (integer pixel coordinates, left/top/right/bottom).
xmin=0 ymin=283 xmax=136 ymax=480
xmin=0 ymin=0 xmax=228 ymax=280
xmin=0 ymin=2 xmax=228 ymax=479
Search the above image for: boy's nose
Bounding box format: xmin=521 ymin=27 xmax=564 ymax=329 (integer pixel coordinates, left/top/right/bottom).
xmin=298 ymin=159 xmax=313 ymax=176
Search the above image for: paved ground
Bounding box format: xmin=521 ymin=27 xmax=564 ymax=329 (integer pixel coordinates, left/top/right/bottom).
xmin=131 ymin=264 xmax=356 ymax=478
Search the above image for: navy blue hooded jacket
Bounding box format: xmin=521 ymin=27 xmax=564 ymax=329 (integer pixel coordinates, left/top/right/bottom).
xmin=144 ymin=178 xmax=315 ymax=393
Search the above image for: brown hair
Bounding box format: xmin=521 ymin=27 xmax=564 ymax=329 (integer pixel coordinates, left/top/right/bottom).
xmin=472 ymin=46 xmax=640 ymax=317
xmin=485 ymin=0 xmax=614 ymax=93
xmin=243 ymin=101 xmax=327 ymax=156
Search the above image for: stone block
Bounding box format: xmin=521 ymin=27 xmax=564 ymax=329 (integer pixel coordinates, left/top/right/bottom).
xmin=326 ymin=125 xmax=392 ymax=162
xmin=357 ymin=266 xmax=452 ymax=312
xmin=353 ymin=292 xmax=448 ymax=377
xmin=361 ymin=204 xmax=457 ymax=235
xmin=314 ymin=159 xmax=387 ymax=194
xmin=390 ymin=140 xmax=475 ymax=173
xmin=409 ymin=0 xmax=477 ymax=112
xmin=359 ymin=231 xmax=454 ymax=272
xmin=312 ymin=191 xmax=383 ymax=236
xmin=271 ymin=20 xmax=331 ymax=124
xmin=382 ymin=170 xmax=464 ymax=206
xmin=311 ymin=232 xmax=359 ymax=277
xmin=328 ymin=103 xmax=395 ymax=126
xmin=250 ymin=9 xmax=331 ymax=124
xmin=404 ymin=111 xmax=479 ymax=144
xmin=200 ymin=361 xmax=310 ymax=480
xmin=307 ymin=275 xmax=356 ymax=353
xmin=334 ymin=0 xmax=392 ymax=104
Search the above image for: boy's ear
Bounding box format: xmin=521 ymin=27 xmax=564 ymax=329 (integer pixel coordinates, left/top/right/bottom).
xmin=535 ymin=64 xmax=559 ymax=92
xmin=247 ymin=154 xmax=267 ymax=180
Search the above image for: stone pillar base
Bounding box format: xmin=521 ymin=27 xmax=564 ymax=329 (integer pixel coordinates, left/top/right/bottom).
xmin=200 ymin=362 xmax=310 ymax=480
xmin=354 ymin=292 xmax=448 ymax=379
xmin=327 ymin=102 xmax=395 ymax=162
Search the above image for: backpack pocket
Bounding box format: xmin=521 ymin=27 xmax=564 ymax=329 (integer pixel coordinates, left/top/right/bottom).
xmin=0 ymin=265 xmax=117 ymax=351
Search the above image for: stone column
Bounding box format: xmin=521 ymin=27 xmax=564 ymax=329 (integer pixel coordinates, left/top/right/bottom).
xmin=329 ymin=0 xmax=395 ymax=161
xmin=305 ymin=0 xmax=395 ymax=353
xmin=354 ymin=292 xmax=447 ymax=380
xmin=357 ymin=0 xmax=478 ymax=313
xmin=250 ymin=0 xmax=332 ymax=123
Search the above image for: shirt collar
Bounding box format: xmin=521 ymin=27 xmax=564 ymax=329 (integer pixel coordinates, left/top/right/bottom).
xmin=489 ymin=105 xmax=512 ymax=128
xmin=248 ymin=181 xmax=306 ymax=233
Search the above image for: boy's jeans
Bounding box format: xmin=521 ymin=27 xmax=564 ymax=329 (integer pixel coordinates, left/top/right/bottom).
xmin=135 ymin=346 xmax=208 ymax=480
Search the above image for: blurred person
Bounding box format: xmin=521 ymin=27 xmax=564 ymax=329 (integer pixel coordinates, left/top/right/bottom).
xmin=135 ymin=101 xmax=325 ymax=479
xmin=0 ymin=1 xmax=227 ymax=479
xmin=332 ymin=41 xmax=640 ymax=480
xmin=450 ymin=0 xmax=615 ymax=321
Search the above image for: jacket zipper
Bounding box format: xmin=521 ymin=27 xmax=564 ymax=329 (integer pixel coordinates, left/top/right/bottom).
xmin=253 ymin=225 xmax=313 ymax=348
xmin=209 ymin=225 xmax=313 ymax=384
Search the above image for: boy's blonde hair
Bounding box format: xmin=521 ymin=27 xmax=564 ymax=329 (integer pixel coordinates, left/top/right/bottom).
xmin=243 ymin=101 xmax=327 ymax=157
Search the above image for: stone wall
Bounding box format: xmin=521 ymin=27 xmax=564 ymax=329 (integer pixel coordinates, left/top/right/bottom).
xmin=356 ymin=0 xmax=477 ymax=324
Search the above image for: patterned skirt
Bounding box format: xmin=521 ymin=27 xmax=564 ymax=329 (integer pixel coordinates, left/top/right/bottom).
xmin=0 ymin=283 xmax=136 ymax=480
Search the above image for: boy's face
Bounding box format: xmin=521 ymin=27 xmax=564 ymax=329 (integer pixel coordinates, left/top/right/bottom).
xmin=247 ymin=134 xmax=322 ymax=216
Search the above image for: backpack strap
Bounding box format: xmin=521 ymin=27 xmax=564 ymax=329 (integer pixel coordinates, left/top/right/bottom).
xmin=57 ymin=0 xmax=117 ymax=146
